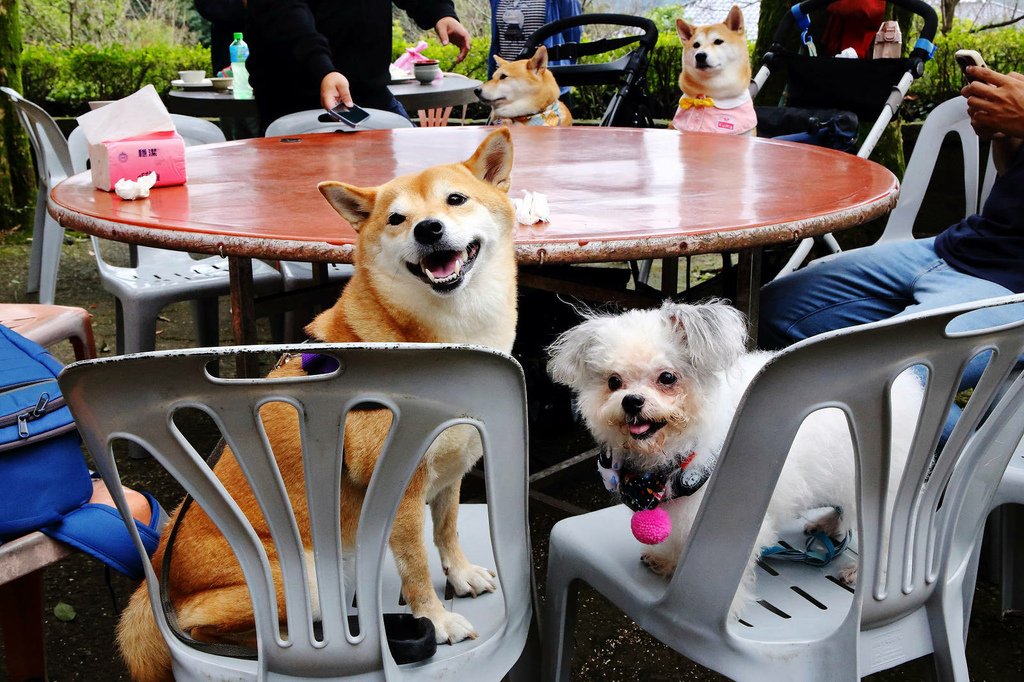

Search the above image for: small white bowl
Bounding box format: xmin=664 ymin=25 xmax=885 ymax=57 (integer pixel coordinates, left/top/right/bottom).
xmin=413 ymin=63 xmax=441 ymax=84
xmin=178 ymin=70 xmax=206 ymax=84
xmin=209 ymin=77 xmax=233 ymax=92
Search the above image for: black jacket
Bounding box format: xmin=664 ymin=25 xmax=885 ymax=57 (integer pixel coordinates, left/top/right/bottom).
xmin=246 ymin=0 xmax=457 ymax=123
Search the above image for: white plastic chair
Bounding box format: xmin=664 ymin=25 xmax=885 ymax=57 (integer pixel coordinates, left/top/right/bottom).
xmin=264 ymin=108 xmax=415 ymax=136
xmin=774 ymin=96 xmax=997 ymax=278
xmin=262 ymin=109 xmax=412 ymax=338
xmin=2 ymin=86 xmax=73 ymax=305
xmin=543 ymin=295 xmax=1024 ymax=681
xmin=59 ymin=343 xmax=536 ymax=681
xmin=982 ymin=420 xmax=1024 ymax=616
xmin=66 ymin=118 xmax=282 ymax=354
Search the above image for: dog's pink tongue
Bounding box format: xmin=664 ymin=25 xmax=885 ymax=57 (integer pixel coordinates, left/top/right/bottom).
xmin=423 ymin=252 xmax=459 ymax=278
xmin=629 ymin=422 xmax=651 ymax=436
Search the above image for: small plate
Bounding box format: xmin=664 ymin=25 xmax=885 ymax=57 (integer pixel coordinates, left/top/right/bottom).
xmin=390 ymin=77 xmax=417 ymax=85
xmin=171 ymin=79 xmax=213 ymax=89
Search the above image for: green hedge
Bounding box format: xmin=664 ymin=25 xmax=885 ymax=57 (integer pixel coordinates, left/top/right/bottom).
xmin=20 ymin=18 xmax=1024 ymax=121
xmin=22 ymin=44 xmax=207 ymax=117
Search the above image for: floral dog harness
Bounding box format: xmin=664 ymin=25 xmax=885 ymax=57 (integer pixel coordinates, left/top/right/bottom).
xmin=492 ymin=101 xmax=568 ymax=127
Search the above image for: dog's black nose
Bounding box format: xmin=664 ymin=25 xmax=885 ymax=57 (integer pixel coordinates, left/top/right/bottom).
xmin=473 ymin=87 xmax=482 ymax=97
xmin=413 ymin=219 xmax=445 ymax=245
xmin=622 ymin=394 xmax=645 ymax=415
xmin=695 ymin=52 xmax=708 ymax=65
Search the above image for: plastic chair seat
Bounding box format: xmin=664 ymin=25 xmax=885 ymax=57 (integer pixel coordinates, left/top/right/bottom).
xmin=0 ymin=303 xmax=96 ymax=360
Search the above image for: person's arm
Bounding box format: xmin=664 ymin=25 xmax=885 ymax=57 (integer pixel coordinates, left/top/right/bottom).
xmin=395 ymin=0 xmax=471 ymax=63
xmin=247 ymin=0 xmax=353 ymax=108
xmin=962 ymin=67 xmax=1024 ymax=174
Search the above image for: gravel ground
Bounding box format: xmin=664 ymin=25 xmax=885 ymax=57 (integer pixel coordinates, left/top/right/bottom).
xmin=1 ymin=233 xmax=1021 ymax=681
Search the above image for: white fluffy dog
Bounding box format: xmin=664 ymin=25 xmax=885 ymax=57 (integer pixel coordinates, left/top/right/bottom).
xmin=547 ymin=300 xmax=922 ymax=613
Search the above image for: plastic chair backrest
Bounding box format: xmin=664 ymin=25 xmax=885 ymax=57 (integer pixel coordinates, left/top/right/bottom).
xmin=264 ymin=109 xmax=415 ymax=137
xmin=877 ymin=97 xmax=980 ymax=244
xmin=662 ymin=295 xmax=1024 ymax=629
xmin=1 ymin=86 xmax=73 ymax=187
xmin=59 ymin=344 xmax=531 ymax=679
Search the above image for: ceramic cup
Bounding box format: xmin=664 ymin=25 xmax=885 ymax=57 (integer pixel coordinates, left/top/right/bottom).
xmin=178 ymin=70 xmax=206 ymax=83
xmin=413 ymin=61 xmax=441 ymax=84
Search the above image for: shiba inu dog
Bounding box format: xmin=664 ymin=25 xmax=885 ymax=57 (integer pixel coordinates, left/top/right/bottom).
xmin=672 ymin=5 xmax=757 ymax=136
xmin=476 ymin=45 xmax=573 ymax=127
xmin=116 ymin=129 xmax=519 ymax=682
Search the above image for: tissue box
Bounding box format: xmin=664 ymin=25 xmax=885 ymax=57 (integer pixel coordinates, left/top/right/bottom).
xmin=89 ymin=131 xmax=187 ymax=191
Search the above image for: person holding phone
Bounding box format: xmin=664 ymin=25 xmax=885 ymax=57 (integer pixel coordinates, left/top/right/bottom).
xmin=245 ymin=0 xmax=471 ymax=132
xmin=758 ymin=64 xmax=1024 ymax=390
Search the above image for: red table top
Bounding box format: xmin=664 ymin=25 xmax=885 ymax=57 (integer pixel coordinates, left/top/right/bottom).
xmin=50 ymin=127 xmax=898 ymax=265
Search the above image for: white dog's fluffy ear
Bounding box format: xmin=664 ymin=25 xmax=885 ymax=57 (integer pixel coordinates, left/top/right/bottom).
xmin=662 ymin=300 xmax=748 ymax=374
xmin=547 ymin=318 xmax=603 ymax=388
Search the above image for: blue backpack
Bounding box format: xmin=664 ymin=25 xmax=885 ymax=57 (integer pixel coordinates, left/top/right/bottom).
xmin=0 ymin=324 xmax=93 ymax=539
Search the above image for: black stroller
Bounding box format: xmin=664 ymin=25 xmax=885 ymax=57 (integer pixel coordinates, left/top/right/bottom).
xmin=519 ymin=13 xmax=659 ymax=128
xmin=752 ymin=0 xmax=939 ymax=274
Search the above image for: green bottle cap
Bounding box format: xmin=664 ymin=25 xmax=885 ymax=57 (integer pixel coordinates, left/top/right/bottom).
xmin=233 ymin=32 xmax=243 ymax=40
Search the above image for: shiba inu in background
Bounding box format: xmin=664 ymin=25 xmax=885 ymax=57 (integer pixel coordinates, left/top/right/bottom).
xmin=116 ymin=129 xmax=520 ymax=682
xmin=476 ymin=45 xmax=573 ymax=127
xmin=672 ymin=5 xmax=757 ymax=136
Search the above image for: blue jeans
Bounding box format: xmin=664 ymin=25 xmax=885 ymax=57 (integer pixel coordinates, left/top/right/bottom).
xmin=759 ymin=237 xmax=1023 ymax=389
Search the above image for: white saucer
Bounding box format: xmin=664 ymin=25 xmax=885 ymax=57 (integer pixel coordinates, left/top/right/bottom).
xmin=171 ymin=79 xmax=213 ymax=89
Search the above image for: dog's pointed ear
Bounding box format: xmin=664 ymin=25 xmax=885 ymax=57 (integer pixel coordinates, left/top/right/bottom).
xmin=725 ymin=5 xmax=744 ymax=33
xmin=493 ymin=54 xmax=509 ymax=69
xmin=547 ymin=319 xmax=602 ymax=388
xmin=318 ymin=181 xmax=377 ymax=231
xmin=676 ymin=18 xmax=695 ymax=43
xmin=528 ymin=45 xmax=549 ymax=74
xmin=662 ymin=300 xmax=748 ymax=374
xmin=462 ymin=127 xmax=514 ymax=192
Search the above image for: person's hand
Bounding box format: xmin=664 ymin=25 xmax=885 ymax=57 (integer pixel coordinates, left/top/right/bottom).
xmin=436 ymin=17 xmax=471 ymax=64
xmin=962 ymin=67 xmax=1024 ymax=140
xmin=321 ymin=71 xmax=353 ymax=110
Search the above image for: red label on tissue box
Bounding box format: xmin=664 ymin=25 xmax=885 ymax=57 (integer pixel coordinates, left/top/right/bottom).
xmin=88 ymin=131 xmax=187 ymax=191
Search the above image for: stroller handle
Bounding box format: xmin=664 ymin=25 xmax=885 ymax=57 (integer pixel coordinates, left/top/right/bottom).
xmin=522 ymin=13 xmax=659 ymax=55
xmin=769 ymin=0 xmax=938 ymax=76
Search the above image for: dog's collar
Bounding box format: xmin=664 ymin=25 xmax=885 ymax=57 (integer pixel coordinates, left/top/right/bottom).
xmin=597 ymin=447 xmax=714 ymax=512
xmin=679 ymin=90 xmax=751 ymax=110
xmin=492 ymin=101 xmax=566 ymax=127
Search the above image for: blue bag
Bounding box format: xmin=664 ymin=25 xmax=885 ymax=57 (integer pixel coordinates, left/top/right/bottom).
xmin=0 ymin=324 xmax=93 ymax=539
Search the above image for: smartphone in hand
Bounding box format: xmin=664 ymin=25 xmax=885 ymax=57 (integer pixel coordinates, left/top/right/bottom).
xmin=326 ymin=103 xmax=370 ymax=127
xmin=954 ymin=49 xmax=988 ymax=82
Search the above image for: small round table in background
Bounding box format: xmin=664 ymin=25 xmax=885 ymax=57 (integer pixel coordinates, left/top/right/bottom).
xmin=166 ymin=74 xmax=482 ymax=129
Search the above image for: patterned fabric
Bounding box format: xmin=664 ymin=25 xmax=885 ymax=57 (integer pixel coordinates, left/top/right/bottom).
xmin=671 ymin=91 xmax=757 ymax=135
xmin=492 ymin=100 xmax=568 ymax=127
xmin=597 ymin=447 xmax=714 ymax=512
xmin=494 ymin=0 xmax=549 ymax=61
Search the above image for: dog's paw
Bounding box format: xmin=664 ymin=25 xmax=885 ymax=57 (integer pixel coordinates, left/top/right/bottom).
xmin=640 ymin=552 xmax=677 ymax=577
xmin=445 ymin=562 xmax=497 ymax=598
xmin=837 ymin=564 xmax=858 ymax=586
xmin=804 ymin=508 xmax=844 ymax=539
xmin=427 ymin=609 xmax=478 ymax=645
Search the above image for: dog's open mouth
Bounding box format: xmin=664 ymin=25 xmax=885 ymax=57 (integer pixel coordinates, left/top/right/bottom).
xmin=627 ymin=417 xmax=667 ymax=440
xmin=406 ymin=241 xmax=481 ymax=293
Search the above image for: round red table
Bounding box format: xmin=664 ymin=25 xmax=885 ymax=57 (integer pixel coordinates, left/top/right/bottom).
xmin=50 ymin=126 xmax=898 ymax=346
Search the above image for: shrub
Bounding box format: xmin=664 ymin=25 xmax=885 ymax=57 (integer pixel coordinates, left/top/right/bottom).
xmin=21 ymin=43 xmax=208 ymax=116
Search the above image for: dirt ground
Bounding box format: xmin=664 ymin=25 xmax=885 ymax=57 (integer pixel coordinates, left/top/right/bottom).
xmin=0 ymin=233 xmax=1022 ymax=681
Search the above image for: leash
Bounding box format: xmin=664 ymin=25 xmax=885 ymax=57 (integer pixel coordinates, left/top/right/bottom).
xmin=761 ymin=527 xmax=852 ymax=567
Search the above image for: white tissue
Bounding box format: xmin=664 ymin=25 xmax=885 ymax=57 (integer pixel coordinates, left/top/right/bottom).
xmin=76 ymin=84 xmax=175 ymax=145
xmin=512 ymin=190 xmax=550 ymax=225
xmin=114 ymin=172 xmax=157 ymax=200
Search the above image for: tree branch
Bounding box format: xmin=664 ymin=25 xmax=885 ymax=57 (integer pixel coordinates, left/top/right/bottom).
xmin=970 ymin=14 xmax=1024 ymax=32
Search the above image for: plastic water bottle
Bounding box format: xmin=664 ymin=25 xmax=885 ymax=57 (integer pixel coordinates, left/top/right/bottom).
xmin=229 ymin=32 xmax=253 ymax=99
